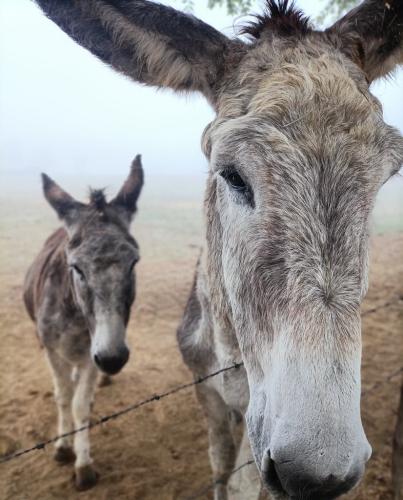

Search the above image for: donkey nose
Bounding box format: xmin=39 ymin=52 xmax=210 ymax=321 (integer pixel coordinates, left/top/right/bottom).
xmin=274 ymin=465 xmax=361 ymax=499
xmin=265 ymin=447 xmax=370 ymax=500
xmin=94 ymin=347 xmax=129 ymax=375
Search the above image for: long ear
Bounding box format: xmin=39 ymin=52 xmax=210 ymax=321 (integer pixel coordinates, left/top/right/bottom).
xmin=110 ymin=154 xmax=144 ymax=217
xmin=327 ymin=0 xmax=403 ymax=82
xmin=34 ymin=0 xmax=238 ymax=106
xmin=41 ymin=173 xmax=83 ymax=223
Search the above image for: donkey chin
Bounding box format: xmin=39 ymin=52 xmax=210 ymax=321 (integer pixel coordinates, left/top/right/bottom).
xmin=245 ymin=356 xmax=372 ymax=499
xmin=90 ymin=313 xmax=130 ymax=376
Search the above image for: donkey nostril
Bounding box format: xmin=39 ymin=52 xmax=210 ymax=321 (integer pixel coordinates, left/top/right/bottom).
xmin=267 ymin=455 xmax=363 ymax=500
xmin=93 ymin=348 xmax=129 ymax=375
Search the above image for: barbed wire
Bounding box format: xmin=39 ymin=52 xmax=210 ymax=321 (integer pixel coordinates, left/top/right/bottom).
xmin=186 ymin=363 xmax=403 ymax=499
xmin=0 ymin=362 xmax=243 ymax=464
xmin=186 ymin=365 xmax=403 ymax=499
xmin=1 ymin=295 xmax=401 ymax=465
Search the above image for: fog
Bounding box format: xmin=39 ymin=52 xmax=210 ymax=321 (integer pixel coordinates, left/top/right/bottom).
xmin=0 ymin=0 xmax=402 ymax=181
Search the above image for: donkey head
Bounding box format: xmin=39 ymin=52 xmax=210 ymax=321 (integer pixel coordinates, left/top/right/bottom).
xmin=36 ymin=0 xmax=403 ymax=497
xmin=42 ymin=156 xmax=144 ymax=375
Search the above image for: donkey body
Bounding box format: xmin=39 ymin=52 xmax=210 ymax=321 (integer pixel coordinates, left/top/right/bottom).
xmin=34 ymin=1 xmax=403 ymax=498
xmin=23 ymin=157 xmax=144 ymax=490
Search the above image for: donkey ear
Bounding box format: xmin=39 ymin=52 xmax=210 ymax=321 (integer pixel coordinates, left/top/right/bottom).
xmin=327 ymin=0 xmax=403 ymax=82
xmin=34 ymin=0 xmax=238 ymax=107
xmin=41 ymin=173 xmax=82 ymax=223
xmin=110 ymin=154 xmax=144 ymax=217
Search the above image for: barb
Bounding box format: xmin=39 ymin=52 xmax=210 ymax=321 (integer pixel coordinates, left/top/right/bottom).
xmin=0 ymin=361 xmax=243 ymax=464
xmin=184 ymin=460 xmax=255 ymax=500
xmin=185 ymin=361 xmax=403 ymax=499
xmin=1 ymin=294 xmax=401 ymax=466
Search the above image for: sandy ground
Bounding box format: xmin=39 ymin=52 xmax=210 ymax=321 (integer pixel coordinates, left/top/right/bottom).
xmin=0 ymin=175 xmax=402 ymax=499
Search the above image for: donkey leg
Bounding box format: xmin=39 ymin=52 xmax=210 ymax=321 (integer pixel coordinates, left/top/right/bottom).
xmin=393 ymin=382 xmax=403 ymax=500
xmin=72 ymin=361 xmax=98 ymax=491
xmin=196 ymin=384 xmax=236 ymax=500
xmin=46 ymin=350 xmax=75 ymax=464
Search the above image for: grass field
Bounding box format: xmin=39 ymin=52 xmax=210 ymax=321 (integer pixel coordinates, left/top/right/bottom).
xmin=0 ymin=172 xmax=402 ymax=499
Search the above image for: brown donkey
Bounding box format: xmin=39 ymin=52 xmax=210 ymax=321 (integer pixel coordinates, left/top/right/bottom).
xmin=34 ymin=1 xmax=403 ymax=498
xmin=23 ymin=156 xmax=143 ymax=490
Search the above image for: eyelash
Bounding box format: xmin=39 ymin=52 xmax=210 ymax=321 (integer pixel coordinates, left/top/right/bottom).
xmin=71 ymin=264 xmax=85 ymax=280
xmin=219 ymin=167 xmax=254 ymax=206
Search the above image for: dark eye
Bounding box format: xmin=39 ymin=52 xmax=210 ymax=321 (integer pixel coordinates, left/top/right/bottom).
xmin=220 ymin=167 xmax=254 ymax=206
xmin=71 ymin=264 xmax=85 ymax=281
xmin=220 ymin=168 xmax=247 ymax=192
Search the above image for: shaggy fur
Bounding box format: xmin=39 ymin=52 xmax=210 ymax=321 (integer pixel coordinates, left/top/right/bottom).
xmin=240 ymin=0 xmax=312 ymax=40
xmin=23 ymin=158 xmax=143 ymax=490
xmin=34 ymin=1 xmax=403 ymax=498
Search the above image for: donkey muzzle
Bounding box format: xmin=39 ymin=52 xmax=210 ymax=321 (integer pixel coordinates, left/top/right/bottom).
xmin=263 ymin=441 xmax=371 ymax=499
xmin=94 ymin=346 xmax=130 ymax=375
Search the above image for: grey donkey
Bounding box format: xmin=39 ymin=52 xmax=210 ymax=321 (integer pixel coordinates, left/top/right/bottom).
xmin=23 ymin=156 xmax=144 ymax=490
xmin=33 ymin=0 xmax=403 ymax=498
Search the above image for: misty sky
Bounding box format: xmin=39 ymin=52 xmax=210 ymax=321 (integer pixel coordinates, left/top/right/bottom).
xmin=1 ymin=0 xmax=403 ymax=179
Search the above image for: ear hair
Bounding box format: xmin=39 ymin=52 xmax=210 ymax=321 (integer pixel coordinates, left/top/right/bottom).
xmin=327 ymin=0 xmax=403 ymax=82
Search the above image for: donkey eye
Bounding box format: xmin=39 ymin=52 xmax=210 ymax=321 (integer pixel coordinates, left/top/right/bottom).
xmin=219 ymin=167 xmax=254 ymax=206
xmin=220 ymin=168 xmax=247 ymax=192
xmin=71 ymin=264 xmax=85 ymax=280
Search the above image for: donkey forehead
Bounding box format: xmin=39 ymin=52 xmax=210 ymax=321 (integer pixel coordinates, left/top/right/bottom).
xmin=211 ymin=39 xmax=383 ymax=133
xmin=222 ymin=38 xmax=373 ymax=114
xmin=69 ymin=226 xmax=138 ymax=266
xmin=209 ymin=48 xmax=403 ymax=177
xmin=211 ymin=116 xmax=392 ymax=177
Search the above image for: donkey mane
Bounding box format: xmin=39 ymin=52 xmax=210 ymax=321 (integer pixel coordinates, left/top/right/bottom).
xmin=240 ymin=0 xmax=311 ymax=40
xmin=89 ymin=188 xmax=107 ymax=212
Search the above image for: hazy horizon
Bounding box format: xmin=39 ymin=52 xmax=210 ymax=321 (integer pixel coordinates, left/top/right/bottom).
xmin=1 ymin=0 xmax=403 ymax=182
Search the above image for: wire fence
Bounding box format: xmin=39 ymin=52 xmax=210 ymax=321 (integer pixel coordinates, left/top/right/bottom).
xmin=186 ymin=358 xmax=403 ymax=499
xmin=1 ymin=294 xmax=402 ymax=496
xmin=0 ymin=362 xmax=243 ymax=464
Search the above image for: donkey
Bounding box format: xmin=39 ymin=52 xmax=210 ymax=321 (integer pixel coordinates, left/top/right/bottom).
xmin=34 ymin=0 xmax=403 ymax=498
xmin=23 ymin=156 xmax=144 ymax=490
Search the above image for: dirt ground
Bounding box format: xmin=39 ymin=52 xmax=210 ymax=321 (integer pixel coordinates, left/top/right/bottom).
xmin=0 ymin=175 xmax=402 ymax=500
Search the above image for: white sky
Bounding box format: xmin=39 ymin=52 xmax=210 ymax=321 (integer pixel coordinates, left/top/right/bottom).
xmin=0 ymin=0 xmax=402 ymax=178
